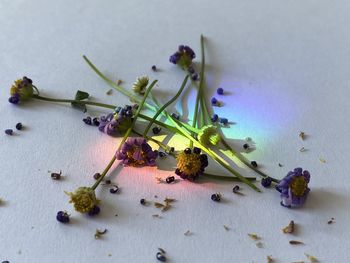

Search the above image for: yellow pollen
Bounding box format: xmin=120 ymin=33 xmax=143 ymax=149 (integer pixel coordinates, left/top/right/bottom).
xmin=290 ymin=176 xmax=307 ymax=197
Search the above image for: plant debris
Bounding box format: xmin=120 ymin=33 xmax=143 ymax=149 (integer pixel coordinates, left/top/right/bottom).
xmin=328 ymin=217 xmax=335 ymax=224
xmin=305 ymin=253 xmax=319 ymax=262
xmin=154 ymin=202 xmax=165 ymax=209
xmin=278 ymin=163 xmax=283 ymax=167
xmin=282 ymin=220 xmax=295 ymax=234
xmin=184 ymin=230 xmax=192 ymax=236
xmin=289 ymin=240 xmax=304 ymax=245
xmin=299 ymin=147 xmax=306 ymax=152
xmin=299 ymin=131 xmax=306 ymax=140
xmin=152 ymin=214 xmax=161 ymax=218
xmin=95 ymin=229 xmax=107 ymax=239
xmin=256 ymin=242 xmax=263 ymax=248
xmin=223 ymin=225 xmax=230 ymax=231
xmin=155 ymin=177 xmax=163 ymax=184
xmin=267 ymin=255 xmax=274 ymax=263
xmin=248 ymin=233 xmax=261 ymax=240
xmin=106 ymin=89 xmax=113 ymax=95
xmin=319 ymin=158 xmax=326 ymax=163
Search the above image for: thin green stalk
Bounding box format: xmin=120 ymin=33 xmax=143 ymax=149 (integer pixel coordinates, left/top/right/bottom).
xmin=33 ymin=94 xmax=180 ymax=134
xmin=33 ymin=94 xmax=116 ymax=109
xmin=83 ymin=55 xmax=158 ymax=113
xmin=91 ymin=80 xmax=157 ymax=190
xmin=164 ymin=111 xmax=261 ymax=192
xmin=202 ymin=173 xmax=256 ymax=182
xmin=143 ymin=75 xmax=189 ymax=136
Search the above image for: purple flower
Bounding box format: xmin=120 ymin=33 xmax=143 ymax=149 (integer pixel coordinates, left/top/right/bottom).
xmin=98 ymin=105 xmax=134 ymax=136
xmin=276 ymin=167 xmax=310 ymax=208
xmin=169 ymin=45 xmax=196 ymax=70
xmin=116 ymin=137 xmax=158 ymax=167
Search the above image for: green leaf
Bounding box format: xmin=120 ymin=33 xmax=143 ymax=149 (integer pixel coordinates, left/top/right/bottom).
xmin=71 ymin=101 xmax=87 ymax=112
xmin=75 ymin=90 xmax=89 ymax=101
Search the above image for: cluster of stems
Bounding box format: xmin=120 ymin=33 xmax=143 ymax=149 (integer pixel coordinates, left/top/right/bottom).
xmin=32 ymin=35 xmax=280 ymax=193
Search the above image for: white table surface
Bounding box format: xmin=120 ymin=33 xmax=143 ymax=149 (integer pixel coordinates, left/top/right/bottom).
xmin=1 ymin=0 xmax=350 ymax=262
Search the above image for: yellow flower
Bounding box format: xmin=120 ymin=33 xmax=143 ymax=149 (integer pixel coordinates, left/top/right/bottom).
xmin=66 ymin=187 xmax=100 ymax=213
xmin=132 ymin=75 xmax=149 ymax=95
xmin=198 ymin=125 xmax=220 ymax=146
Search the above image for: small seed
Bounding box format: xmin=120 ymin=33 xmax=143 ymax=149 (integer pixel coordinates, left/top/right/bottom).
xmin=211 ymin=193 xmax=221 ymax=202
xmin=166 ymin=176 xmax=175 ymax=184
xmin=156 ymin=252 xmax=166 ymax=262
xmin=15 ymin=122 xmax=23 ymax=130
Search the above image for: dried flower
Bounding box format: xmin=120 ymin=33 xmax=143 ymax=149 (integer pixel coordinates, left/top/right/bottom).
xmin=276 ymin=168 xmax=310 ymax=207
xmin=169 ymin=45 xmax=196 ymax=70
xmin=8 ymin=77 xmax=34 ymax=104
xmin=132 ymin=75 xmax=149 ymax=95
xmin=98 ymin=105 xmax=134 ymax=135
xmin=198 ymin=125 xmax=221 ymax=146
xmin=282 ymin=220 xmax=295 ymax=234
xmin=175 ymin=148 xmax=208 ymax=181
xmin=66 ymin=187 xmax=100 ymax=213
xmin=116 ymin=137 xmax=158 ymax=167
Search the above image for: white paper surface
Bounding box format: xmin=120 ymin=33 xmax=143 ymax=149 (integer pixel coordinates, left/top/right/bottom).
xmin=1 ymin=0 xmax=350 ymax=262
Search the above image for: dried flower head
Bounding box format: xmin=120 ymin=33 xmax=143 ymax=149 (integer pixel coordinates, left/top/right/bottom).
xmin=116 ymin=137 xmax=158 ymax=166
xmin=132 ymin=75 xmax=149 ymax=95
xmin=169 ymin=45 xmax=196 ymax=70
xmin=8 ymin=77 xmax=34 ymax=104
xmin=66 ymin=187 xmax=100 ymax=213
xmin=276 ymin=167 xmax=310 ymax=208
xmin=98 ymin=105 xmax=134 ymax=135
xmin=198 ymin=125 xmax=221 ymax=146
xmin=175 ymin=147 xmax=208 ymax=181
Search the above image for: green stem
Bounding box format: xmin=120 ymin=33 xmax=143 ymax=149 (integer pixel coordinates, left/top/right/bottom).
xmin=202 ymin=173 xmax=256 ymax=182
xmin=164 ymin=111 xmax=261 ymax=191
xmin=220 ymin=139 xmax=280 ymax=183
xmin=33 ymin=94 xmax=116 ymax=109
xmin=83 ymin=55 xmax=158 ymax=113
xmin=143 ymin=75 xmax=189 ymax=136
xmin=33 ymin=94 xmax=181 ymax=134
xmin=91 ymin=80 xmax=158 ymax=190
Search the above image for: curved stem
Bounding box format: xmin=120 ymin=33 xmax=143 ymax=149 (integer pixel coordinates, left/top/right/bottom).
xmin=143 ymin=75 xmax=189 ymax=136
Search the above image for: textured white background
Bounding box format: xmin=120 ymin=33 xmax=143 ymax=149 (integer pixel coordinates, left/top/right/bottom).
xmin=1 ymin=0 xmax=350 ymax=262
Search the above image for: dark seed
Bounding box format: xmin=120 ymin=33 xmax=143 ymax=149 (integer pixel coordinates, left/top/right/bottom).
xmin=152 ymin=65 xmax=157 ymax=71
xmin=171 ymin=113 xmax=180 ymax=120
xmin=15 ymin=122 xmax=23 ymax=130
xmin=156 ymin=252 xmax=167 ymax=262
xmin=2 ymin=261 xmax=10 ymax=263
xmin=166 ymin=176 xmax=175 ymax=184
xmin=56 ymin=211 xmax=70 ymax=223
xmin=232 ymin=185 xmax=240 ymax=192
xmin=211 ymin=114 xmax=218 ymax=122
xmin=88 ymin=205 xmax=100 ymax=216
xmin=251 ymin=161 xmax=258 ymax=168
xmin=109 ymin=186 xmax=119 ymax=194
xmin=83 ymin=116 xmax=92 ymax=125
xmin=211 ymin=193 xmax=221 ymax=202
xmin=93 ymin=173 xmax=101 ymax=180
xmin=193 ymin=147 xmax=201 ymax=154
xmin=184 ymin=148 xmax=191 ymax=154
xmin=51 ymin=171 xmax=61 ymax=180
xmin=158 ymin=152 xmax=166 ymax=158
xmin=261 ymin=177 xmax=272 ymax=188
xmin=211 ymin=97 xmax=218 ymax=105
xmin=152 ymin=126 xmax=161 ymax=134
xmin=92 ymin=117 xmax=100 ymax=126
xmin=105 ymin=180 xmax=111 ymax=185
xmin=140 ymin=198 xmax=146 ymax=205
xmin=5 ymin=129 xmax=13 ymax=135
xmin=217 ymin=87 xmax=224 ymax=95
xmin=243 ymin=143 xmax=249 ymax=150
xmin=220 ymin=118 xmax=228 ymax=125
xmin=169 ymin=147 xmax=175 ymax=153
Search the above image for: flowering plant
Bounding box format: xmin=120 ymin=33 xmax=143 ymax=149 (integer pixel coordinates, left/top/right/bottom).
xmin=6 ymin=35 xmax=311 ymax=221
